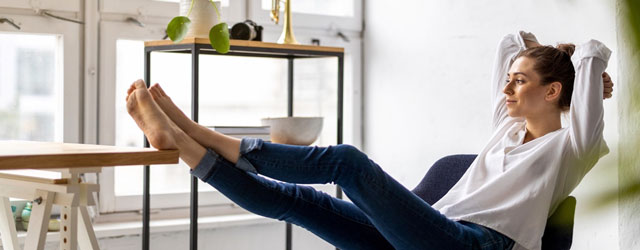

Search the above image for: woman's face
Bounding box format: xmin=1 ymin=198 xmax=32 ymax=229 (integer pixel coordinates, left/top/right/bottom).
xmin=503 ymin=57 xmax=552 ymax=118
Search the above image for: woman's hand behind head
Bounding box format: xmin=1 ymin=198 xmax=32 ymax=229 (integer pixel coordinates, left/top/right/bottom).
xmin=603 ymin=72 xmax=614 ymax=99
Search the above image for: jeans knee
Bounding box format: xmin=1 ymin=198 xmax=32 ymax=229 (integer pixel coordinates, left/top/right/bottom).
xmin=333 ymin=144 xmax=367 ymax=163
xmin=331 ymin=144 xmax=372 ymax=176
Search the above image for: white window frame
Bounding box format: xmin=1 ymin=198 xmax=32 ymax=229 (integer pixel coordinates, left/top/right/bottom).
xmin=0 ymin=0 xmax=362 ymax=216
xmin=0 ymin=0 xmax=80 ymax=13
xmin=247 ymin=0 xmax=363 ymax=32
xmin=99 ymin=0 xmax=246 ymax=22
xmin=97 ymin=0 xmax=250 ymax=214
xmin=97 ymin=20 xmax=359 ymax=214
xmin=1 ymin=0 xmax=363 ymax=216
xmin=98 ymin=20 xmax=236 ymax=213
xmin=0 ymin=11 xmax=83 ymax=143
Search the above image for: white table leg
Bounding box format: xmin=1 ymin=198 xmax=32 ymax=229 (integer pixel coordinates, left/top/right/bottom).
xmin=58 ymin=171 xmax=80 ymax=250
xmin=0 ymin=196 xmax=19 ymax=250
xmin=60 ymin=205 xmax=78 ymax=250
xmin=78 ymin=206 xmax=99 ymax=250
xmin=24 ymin=190 xmax=55 ymax=250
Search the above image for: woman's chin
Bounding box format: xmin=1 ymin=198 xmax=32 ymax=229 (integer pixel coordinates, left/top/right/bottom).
xmin=506 ymin=112 xmax=522 ymax=118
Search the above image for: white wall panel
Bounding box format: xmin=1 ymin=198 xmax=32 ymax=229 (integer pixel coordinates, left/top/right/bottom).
xmin=364 ymin=0 xmax=619 ymax=249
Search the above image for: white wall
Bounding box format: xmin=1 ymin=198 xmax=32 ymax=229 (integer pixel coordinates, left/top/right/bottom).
xmin=363 ymin=0 xmax=619 ymax=249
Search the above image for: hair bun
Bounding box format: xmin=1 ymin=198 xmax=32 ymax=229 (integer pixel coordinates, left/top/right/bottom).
xmin=556 ymin=43 xmax=576 ymax=57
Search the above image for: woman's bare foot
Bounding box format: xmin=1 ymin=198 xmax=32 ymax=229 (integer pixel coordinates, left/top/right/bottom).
xmin=148 ymin=83 xmax=242 ymax=164
xmin=148 ymin=83 xmax=199 ymax=135
xmin=126 ymin=80 xmax=178 ymax=150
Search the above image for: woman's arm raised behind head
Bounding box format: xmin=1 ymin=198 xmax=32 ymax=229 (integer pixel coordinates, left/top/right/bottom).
xmin=490 ymin=31 xmax=537 ymax=130
xmin=567 ymin=40 xmax=611 ymax=166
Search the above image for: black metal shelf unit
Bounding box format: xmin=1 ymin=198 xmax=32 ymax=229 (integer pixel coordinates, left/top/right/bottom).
xmin=143 ymin=39 xmax=345 ymax=250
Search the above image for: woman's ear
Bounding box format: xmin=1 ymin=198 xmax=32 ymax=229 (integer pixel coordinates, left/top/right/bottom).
xmin=545 ymin=82 xmax=563 ymax=102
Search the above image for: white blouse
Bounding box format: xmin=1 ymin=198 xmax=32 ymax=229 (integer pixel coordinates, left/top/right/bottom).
xmin=431 ymin=31 xmax=611 ymax=250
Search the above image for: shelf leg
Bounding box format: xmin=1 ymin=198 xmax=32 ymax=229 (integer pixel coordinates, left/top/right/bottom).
xmin=189 ymin=43 xmax=201 ymax=250
xmin=142 ymin=48 xmax=152 ymax=250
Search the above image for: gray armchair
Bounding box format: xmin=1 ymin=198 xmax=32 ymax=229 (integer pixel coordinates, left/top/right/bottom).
xmin=412 ymin=154 xmax=575 ymax=250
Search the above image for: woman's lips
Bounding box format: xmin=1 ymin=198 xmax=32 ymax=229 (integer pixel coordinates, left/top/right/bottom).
xmin=506 ymin=100 xmax=517 ymax=105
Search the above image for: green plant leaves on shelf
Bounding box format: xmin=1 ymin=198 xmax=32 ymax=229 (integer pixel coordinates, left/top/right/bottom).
xmin=209 ymin=22 xmax=230 ymax=54
xmin=167 ymin=16 xmax=191 ymax=43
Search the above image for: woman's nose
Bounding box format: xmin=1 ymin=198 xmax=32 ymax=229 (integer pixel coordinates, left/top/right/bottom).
xmin=503 ymin=83 xmax=513 ymax=95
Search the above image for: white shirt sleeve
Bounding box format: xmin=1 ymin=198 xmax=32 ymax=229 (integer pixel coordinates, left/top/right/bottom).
xmin=568 ymin=39 xmax=611 ymax=166
xmin=491 ymin=31 xmax=539 ymax=130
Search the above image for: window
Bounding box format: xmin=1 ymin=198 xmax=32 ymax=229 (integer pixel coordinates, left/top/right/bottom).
xmin=248 ymin=0 xmax=362 ymax=31
xmin=0 ymin=7 xmax=82 ymax=204
xmin=0 ymin=33 xmax=61 ymax=142
xmin=113 ymin=40 xmax=201 ymax=196
xmin=97 ymin=0 xmax=361 ymax=214
xmin=99 ymin=20 xmax=349 ymax=212
xmin=100 ymin=0 xmax=244 ymax=22
xmin=100 ymin=20 xmax=240 ymax=212
xmin=2 ymin=0 xmax=360 ymax=222
xmin=0 ymin=13 xmax=82 ymax=143
xmin=156 ymin=0 xmax=230 ymax=6
xmin=0 ymin=0 xmax=79 ymax=12
xmin=260 ymin=0 xmax=354 ymax=17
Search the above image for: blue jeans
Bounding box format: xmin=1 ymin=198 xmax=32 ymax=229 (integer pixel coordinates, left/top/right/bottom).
xmin=191 ymin=138 xmax=514 ymax=250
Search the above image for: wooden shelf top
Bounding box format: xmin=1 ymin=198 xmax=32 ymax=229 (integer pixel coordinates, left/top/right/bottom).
xmin=145 ymin=37 xmax=344 ymax=54
xmin=0 ymin=141 xmax=179 ymax=170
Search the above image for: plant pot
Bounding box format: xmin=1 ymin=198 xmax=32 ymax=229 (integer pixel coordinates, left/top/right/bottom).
xmin=179 ymin=0 xmax=221 ymax=39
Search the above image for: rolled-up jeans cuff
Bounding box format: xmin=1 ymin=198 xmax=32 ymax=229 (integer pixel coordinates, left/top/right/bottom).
xmin=190 ymin=148 xmax=220 ymax=180
xmin=235 ymin=138 xmax=263 ymax=173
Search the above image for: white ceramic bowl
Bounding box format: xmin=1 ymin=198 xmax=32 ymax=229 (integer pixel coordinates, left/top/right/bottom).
xmin=261 ymin=117 xmax=323 ymax=146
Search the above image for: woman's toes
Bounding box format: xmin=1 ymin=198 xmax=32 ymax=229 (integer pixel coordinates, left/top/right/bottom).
xmin=126 ymin=91 xmax=138 ymax=114
xmin=149 ymin=83 xmax=167 ymax=100
xmin=155 ymin=84 xmax=168 ymax=96
xmin=133 ymin=79 xmax=146 ymax=88
xmin=126 ymin=86 xmax=135 ymax=101
xmin=149 ymin=86 xmax=158 ymax=98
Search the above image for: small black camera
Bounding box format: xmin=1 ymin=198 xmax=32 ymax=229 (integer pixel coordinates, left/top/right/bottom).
xmin=230 ymin=20 xmax=263 ymax=41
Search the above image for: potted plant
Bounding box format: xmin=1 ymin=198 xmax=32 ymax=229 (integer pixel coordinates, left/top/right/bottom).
xmin=166 ymin=0 xmax=230 ymax=53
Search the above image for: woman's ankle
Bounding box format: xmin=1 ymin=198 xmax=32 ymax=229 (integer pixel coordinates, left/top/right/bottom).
xmin=180 ymin=119 xmax=202 ymax=138
xmin=173 ymin=128 xmax=207 ymax=167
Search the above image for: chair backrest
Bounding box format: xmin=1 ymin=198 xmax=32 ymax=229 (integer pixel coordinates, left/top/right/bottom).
xmin=412 ymin=154 xmax=575 ymax=250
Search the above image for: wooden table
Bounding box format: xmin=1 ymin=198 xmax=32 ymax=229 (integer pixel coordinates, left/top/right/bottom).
xmin=0 ymin=140 xmax=178 ymax=250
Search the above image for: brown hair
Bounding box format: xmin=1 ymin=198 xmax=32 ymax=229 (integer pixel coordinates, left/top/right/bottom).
xmin=516 ymin=44 xmax=576 ymax=110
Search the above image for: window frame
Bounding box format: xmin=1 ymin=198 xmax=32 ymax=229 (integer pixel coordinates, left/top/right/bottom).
xmin=97 ymin=19 xmax=359 ymax=214
xmin=247 ymin=0 xmax=363 ymax=32
xmin=0 ymin=11 xmax=83 ymax=143
xmin=98 ymin=20 xmax=237 ymax=213
xmin=0 ymin=0 xmax=80 ymax=12
xmin=1 ymin=0 xmax=362 ymax=216
xmin=99 ymin=0 xmax=246 ymax=22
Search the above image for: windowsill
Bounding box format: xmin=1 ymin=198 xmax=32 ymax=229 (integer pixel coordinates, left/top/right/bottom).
xmin=94 ymin=213 xmax=275 ymax=238
xmin=5 ymin=213 xmax=276 ymax=245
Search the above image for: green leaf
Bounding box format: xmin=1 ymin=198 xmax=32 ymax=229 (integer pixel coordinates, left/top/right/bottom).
xmin=209 ymin=22 xmax=230 ymax=54
xmin=166 ymin=16 xmax=191 ymax=43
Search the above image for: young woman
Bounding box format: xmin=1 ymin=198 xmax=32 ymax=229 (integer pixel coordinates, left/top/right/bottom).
xmin=125 ymin=31 xmax=613 ymax=250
